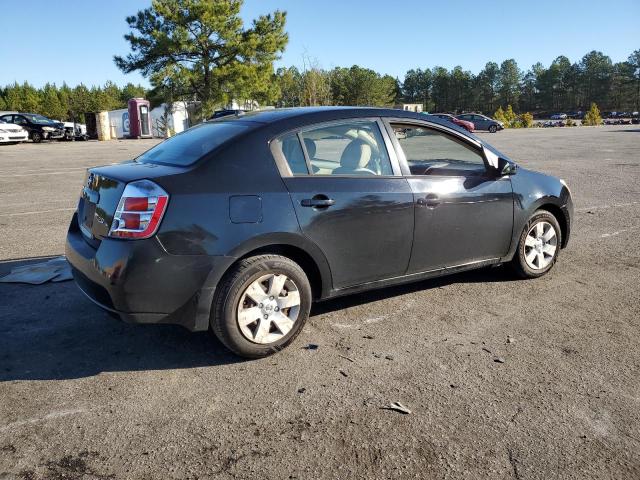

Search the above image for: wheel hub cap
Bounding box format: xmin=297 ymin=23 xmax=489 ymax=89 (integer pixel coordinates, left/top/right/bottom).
xmin=237 ymin=273 xmax=301 ymax=344
xmin=524 ymin=220 xmax=558 ymax=270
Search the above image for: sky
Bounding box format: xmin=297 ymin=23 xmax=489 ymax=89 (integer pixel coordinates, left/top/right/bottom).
xmin=1 ymin=0 xmax=638 ymax=88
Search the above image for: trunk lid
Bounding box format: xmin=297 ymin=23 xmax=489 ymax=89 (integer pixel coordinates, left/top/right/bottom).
xmin=78 ymin=161 xmax=183 ymax=244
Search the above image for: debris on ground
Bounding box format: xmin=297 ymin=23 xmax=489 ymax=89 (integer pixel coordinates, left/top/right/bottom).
xmin=338 ymin=354 xmax=355 ymax=363
xmin=339 ymin=370 xmax=348 ymax=377
xmin=0 ymin=256 xmax=72 ymax=285
xmin=362 ymin=335 xmax=374 ymax=340
xmin=381 ymin=402 xmax=412 ymax=415
xmin=506 ymin=336 xmax=515 ymax=344
xmin=482 ymin=347 xmax=492 ymax=354
xmin=385 ymin=355 xmax=394 ymax=361
xmin=297 ymin=388 xmax=306 ymax=394
xmin=303 ymin=344 xmax=318 ymax=350
xmin=494 ymin=357 xmax=506 ymax=364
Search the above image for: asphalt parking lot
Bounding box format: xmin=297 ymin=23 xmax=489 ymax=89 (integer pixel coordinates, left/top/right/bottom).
xmin=1 ymin=126 xmax=639 ymax=479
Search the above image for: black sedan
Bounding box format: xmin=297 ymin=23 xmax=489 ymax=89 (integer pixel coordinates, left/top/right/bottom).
xmin=66 ymin=107 xmax=573 ymax=358
xmin=0 ymin=113 xmax=65 ymax=143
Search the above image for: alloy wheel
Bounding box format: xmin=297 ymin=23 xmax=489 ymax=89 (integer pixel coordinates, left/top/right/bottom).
xmin=524 ymin=221 xmax=557 ymax=270
xmin=237 ymin=273 xmax=301 ymax=344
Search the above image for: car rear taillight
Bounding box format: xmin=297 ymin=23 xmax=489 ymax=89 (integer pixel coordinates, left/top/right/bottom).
xmin=108 ymin=180 xmax=169 ymax=239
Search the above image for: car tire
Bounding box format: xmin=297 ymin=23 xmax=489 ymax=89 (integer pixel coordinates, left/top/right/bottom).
xmin=31 ymin=132 xmax=42 ymax=143
xmin=510 ymin=210 xmax=562 ymax=279
xmin=489 ymin=125 xmax=498 ymax=133
xmin=211 ymin=254 xmax=312 ymax=358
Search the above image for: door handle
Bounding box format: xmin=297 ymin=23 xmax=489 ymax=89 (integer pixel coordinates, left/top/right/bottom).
xmin=301 ymin=197 xmax=336 ymax=208
xmin=417 ymin=194 xmax=440 ymax=208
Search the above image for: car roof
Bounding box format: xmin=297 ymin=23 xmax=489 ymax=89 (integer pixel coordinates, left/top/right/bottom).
xmin=221 ymin=106 xmax=465 ymax=132
xmin=225 ymin=106 xmax=436 ymax=123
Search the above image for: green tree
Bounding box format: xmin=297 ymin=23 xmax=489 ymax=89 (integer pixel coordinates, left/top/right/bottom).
xmin=274 ymin=66 xmax=302 ymax=107
xmin=503 ymin=104 xmax=517 ymax=127
xmin=475 ymin=62 xmax=499 ymax=113
xmin=40 ymin=83 xmax=66 ymax=120
xmin=449 ymin=66 xmax=473 ymax=113
xmin=582 ymin=102 xmax=602 ymax=126
xmin=114 ymin=0 xmax=288 ymax=114
xmin=4 ymin=82 xmax=41 ymax=112
xmin=518 ymin=112 xmax=534 ymax=128
xmin=497 ymin=59 xmax=522 ymax=108
xmin=330 ymin=66 xmax=396 ymax=106
xmin=494 ymin=106 xmax=506 ymax=124
xmin=120 ymin=83 xmax=147 ymax=103
xmin=402 ymin=68 xmax=433 ymax=110
xmin=520 ymin=63 xmax=543 ymax=112
xmin=431 ymin=67 xmax=451 ymax=112
xmin=628 ymin=49 xmax=640 ymax=112
xmin=578 ymin=51 xmax=613 ymax=109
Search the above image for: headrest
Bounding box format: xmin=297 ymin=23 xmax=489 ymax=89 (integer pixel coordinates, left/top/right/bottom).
xmin=340 ymin=139 xmax=372 ymax=169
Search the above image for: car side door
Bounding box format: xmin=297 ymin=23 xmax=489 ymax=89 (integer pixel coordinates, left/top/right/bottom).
xmin=11 ymin=115 xmax=30 ymax=133
xmin=383 ymin=119 xmax=514 ymax=273
xmin=473 ymin=115 xmax=490 ymax=130
xmin=272 ymin=118 xmax=415 ymax=289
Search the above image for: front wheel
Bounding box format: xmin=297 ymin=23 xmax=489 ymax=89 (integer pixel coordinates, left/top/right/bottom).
xmin=510 ymin=210 xmax=561 ymax=278
xmin=31 ymin=131 xmax=42 ymax=143
xmin=489 ymin=125 xmax=498 ymax=133
xmin=211 ymin=254 xmax=312 ymax=358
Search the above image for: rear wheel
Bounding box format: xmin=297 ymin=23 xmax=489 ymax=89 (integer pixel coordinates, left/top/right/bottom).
xmin=511 ymin=210 xmax=561 ymax=278
xmin=489 ymin=125 xmax=498 ymax=133
xmin=31 ymin=132 xmax=42 ymax=143
xmin=211 ymin=254 xmax=312 ymax=358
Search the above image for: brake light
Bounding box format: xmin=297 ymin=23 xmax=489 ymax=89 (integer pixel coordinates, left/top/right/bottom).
xmin=108 ymin=180 xmax=169 ymax=239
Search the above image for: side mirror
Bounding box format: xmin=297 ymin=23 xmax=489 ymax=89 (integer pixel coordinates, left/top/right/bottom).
xmin=497 ymin=157 xmax=517 ymax=176
xmin=482 ymin=146 xmax=516 ymax=175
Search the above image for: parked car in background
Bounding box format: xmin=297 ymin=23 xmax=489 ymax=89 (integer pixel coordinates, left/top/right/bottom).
xmin=550 ymin=113 xmax=568 ymax=120
xmin=62 ymin=122 xmax=89 ymax=141
xmin=0 ymin=113 xmax=64 ymax=143
xmin=209 ymin=109 xmax=246 ymax=120
xmin=0 ymin=118 xmax=29 ymax=144
xmin=428 ymin=113 xmax=475 ymax=132
xmin=456 ymin=113 xmax=504 ymax=133
xmin=66 ymin=107 xmax=572 ymax=358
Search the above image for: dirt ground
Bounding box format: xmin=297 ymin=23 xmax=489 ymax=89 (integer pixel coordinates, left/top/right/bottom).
xmin=0 ymin=126 xmax=639 ymax=479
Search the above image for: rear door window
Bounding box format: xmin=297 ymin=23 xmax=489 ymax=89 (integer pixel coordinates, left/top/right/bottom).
xmin=299 ymin=120 xmax=393 ymax=176
xmin=136 ymin=122 xmax=251 ymax=166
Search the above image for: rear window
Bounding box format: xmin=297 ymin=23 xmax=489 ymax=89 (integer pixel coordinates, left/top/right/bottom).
xmin=136 ymin=122 xmax=251 ymax=166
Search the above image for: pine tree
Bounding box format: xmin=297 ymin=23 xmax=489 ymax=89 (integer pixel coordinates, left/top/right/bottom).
xmin=582 ymin=102 xmax=602 ymax=126
xmin=115 ymin=0 xmax=288 ymax=113
xmin=494 ymin=106 xmax=507 ymax=125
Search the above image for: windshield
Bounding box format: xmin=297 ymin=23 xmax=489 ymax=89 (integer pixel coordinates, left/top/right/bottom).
xmin=26 ymin=114 xmax=56 ymax=124
xmin=136 ymin=121 xmax=252 ymax=166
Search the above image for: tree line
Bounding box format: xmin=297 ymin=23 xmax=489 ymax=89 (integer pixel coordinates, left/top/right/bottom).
xmin=0 ymin=82 xmax=147 ymax=122
xmin=2 ymin=48 xmax=638 ymax=123
xmin=400 ymin=50 xmax=640 ymax=114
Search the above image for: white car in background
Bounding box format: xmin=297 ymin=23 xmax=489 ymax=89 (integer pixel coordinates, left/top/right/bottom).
xmin=62 ymin=121 xmax=89 ymax=141
xmin=0 ymin=118 xmax=29 ymax=144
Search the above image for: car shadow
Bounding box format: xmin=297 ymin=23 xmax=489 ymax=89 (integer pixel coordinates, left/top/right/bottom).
xmin=0 ymin=258 xmax=515 ymax=382
xmin=0 ymin=258 xmax=241 ymax=382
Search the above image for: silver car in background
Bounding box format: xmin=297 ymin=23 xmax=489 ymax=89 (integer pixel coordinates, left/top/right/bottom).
xmin=456 ymin=113 xmax=504 ymax=133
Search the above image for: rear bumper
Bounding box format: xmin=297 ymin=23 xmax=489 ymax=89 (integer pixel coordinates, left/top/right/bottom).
xmin=65 ymin=213 xmax=235 ymax=331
